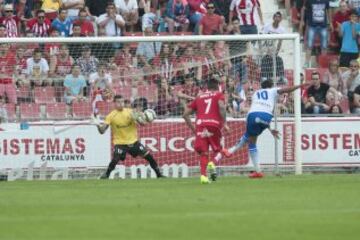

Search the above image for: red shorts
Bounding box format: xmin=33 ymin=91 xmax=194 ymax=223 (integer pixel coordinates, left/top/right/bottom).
xmin=194 ymin=126 xmax=222 ymax=154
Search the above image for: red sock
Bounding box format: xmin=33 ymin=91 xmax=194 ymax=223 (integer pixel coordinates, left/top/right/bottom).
xmin=200 ymin=155 xmax=208 ymax=176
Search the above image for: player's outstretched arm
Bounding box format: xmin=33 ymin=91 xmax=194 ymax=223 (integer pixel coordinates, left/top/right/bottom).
xmin=278 ymin=83 xmax=310 ymax=95
xmin=183 ymin=106 xmax=196 ymax=134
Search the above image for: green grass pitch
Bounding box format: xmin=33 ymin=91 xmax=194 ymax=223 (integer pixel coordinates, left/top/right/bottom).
xmin=0 ymin=174 xmax=359 ymax=240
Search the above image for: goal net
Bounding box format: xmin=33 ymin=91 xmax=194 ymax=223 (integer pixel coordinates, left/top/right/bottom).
xmin=0 ymin=34 xmax=302 ymax=180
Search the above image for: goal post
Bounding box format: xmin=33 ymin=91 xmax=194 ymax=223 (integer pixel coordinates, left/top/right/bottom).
xmin=0 ymin=33 xmax=303 ymax=178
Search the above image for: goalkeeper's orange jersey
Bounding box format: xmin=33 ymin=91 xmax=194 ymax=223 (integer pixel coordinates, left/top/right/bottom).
xmin=105 ymin=108 xmax=138 ymax=145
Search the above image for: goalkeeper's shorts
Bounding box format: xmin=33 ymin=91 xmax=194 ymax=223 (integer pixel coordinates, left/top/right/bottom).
xmin=113 ymin=141 xmax=148 ymax=161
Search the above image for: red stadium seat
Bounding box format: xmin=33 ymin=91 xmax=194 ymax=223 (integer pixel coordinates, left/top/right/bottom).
xmin=317 ymin=54 xmax=339 ymax=68
xmin=34 ymin=87 xmax=56 ymax=104
xmin=46 ymin=103 xmax=67 ymax=119
xmin=97 ymin=101 xmax=114 ymax=117
xmin=123 ymin=32 xmax=143 ymax=48
xmin=137 ymin=84 xmax=158 ymax=103
xmin=72 ymin=102 xmax=92 ymax=118
xmin=113 ymin=85 xmax=132 ymax=101
xmin=20 ymin=103 xmax=41 ymax=120
xmin=4 ymin=103 xmax=17 ymax=121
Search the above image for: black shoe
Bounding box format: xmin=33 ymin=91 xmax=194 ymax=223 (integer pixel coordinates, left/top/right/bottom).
xmin=99 ymin=173 xmax=109 ymax=179
xmin=210 ymin=172 xmax=217 ymax=182
xmin=157 ymin=174 xmax=166 ymax=178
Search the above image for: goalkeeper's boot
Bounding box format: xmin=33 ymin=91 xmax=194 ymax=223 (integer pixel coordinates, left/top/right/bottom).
xmin=200 ymin=175 xmax=210 ymax=184
xmin=99 ymin=172 xmax=109 ymax=179
xmin=248 ymin=171 xmax=264 ymax=179
xmin=207 ymin=161 xmax=217 ymax=182
xmin=221 ymin=148 xmax=232 ymax=158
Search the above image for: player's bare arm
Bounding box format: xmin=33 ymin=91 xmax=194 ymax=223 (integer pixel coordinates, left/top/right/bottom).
xmin=183 ymin=107 xmax=196 ymax=134
xmin=277 ymin=83 xmax=310 ymax=95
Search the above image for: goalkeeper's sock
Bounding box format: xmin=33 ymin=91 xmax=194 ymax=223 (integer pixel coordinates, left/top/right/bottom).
xmin=144 ymin=154 xmax=162 ymax=177
xmin=200 ymin=155 xmax=208 ymax=176
xmin=104 ymin=159 xmax=119 ymax=178
xmin=248 ymin=143 xmax=261 ymax=172
xmin=229 ymin=134 xmax=249 ymax=154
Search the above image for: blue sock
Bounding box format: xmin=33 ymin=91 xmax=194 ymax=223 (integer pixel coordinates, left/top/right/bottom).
xmin=248 ymin=143 xmax=260 ymax=172
xmin=229 ymin=134 xmax=249 ymax=154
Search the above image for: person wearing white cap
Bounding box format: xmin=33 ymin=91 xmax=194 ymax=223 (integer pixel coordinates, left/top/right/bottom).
xmin=0 ymin=4 xmax=21 ymax=37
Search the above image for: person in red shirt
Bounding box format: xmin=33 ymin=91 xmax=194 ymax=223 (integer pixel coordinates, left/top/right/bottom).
xmin=72 ymin=9 xmax=95 ymax=36
xmin=183 ymin=76 xmax=229 ymax=184
xmin=199 ymin=3 xmax=224 ymax=35
xmin=332 ymin=1 xmax=351 ymax=49
xmin=0 ymin=43 xmax=17 ymax=104
xmin=26 ymin=10 xmax=51 ymax=37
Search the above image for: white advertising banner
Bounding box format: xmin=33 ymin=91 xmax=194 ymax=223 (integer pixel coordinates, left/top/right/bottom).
xmin=0 ymin=123 xmax=110 ymax=168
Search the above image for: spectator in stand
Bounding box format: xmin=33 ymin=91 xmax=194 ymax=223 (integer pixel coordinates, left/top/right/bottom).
xmin=70 ymin=23 xmax=84 ymax=37
xmin=304 ymin=71 xmax=338 ymax=114
xmin=64 ymin=64 xmax=87 ymax=106
xmin=72 ymin=8 xmax=94 ymax=36
xmin=49 ymin=44 xmax=74 ymax=85
xmin=76 ymin=45 xmax=99 ymax=77
xmin=164 ymin=0 xmax=189 ymax=34
xmin=178 ymin=43 xmax=201 ymax=77
xmin=96 ymin=2 xmax=125 ymax=37
xmin=26 ymin=9 xmax=51 ymax=37
xmin=260 ymin=12 xmax=287 ymax=84
xmin=0 ymin=43 xmax=16 ymax=104
xmin=342 ymin=60 xmax=360 ymax=110
xmin=199 ymin=2 xmax=224 ymax=35
xmin=90 ymin=63 xmax=113 ymax=114
xmin=136 ymin=27 xmax=161 ymax=68
xmin=349 ymin=0 xmax=360 ymax=15
xmin=0 ymin=95 xmax=8 ymax=123
xmin=26 ymin=48 xmax=50 ymax=87
xmin=339 ymin=9 xmax=360 ymax=67
xmin=323 ymin=59 xmax=344 ymax=94
xmin=0 ymin=4 xmax=21 ymax=37
xmin=14 ymin=46 xmax=28 ymax=87
xmin=352 ymin=84 xmax=360 ymax=113
xmin=62 ymin=0 xmax=85 ymax=20
xmin=0 ymin=24 xmax=7 ymax=37
xmin=187 ymin=0 xmax=206 ymax=33
xmin=332 ymin=1 xmax=351 ymax=51
xmin=229 ymin=0 xmax=264 ymax=34
xmin=152 ymin=42 xmax=178 ymax=82
xmin=155 ymin=77 xmax=177 ymax=116
xmin=51 ymin=8 xmax=73 ymax=37
xmin=210 ymin=0 xmax=232 ymax=24
xmin=41 ymin=0 xmax=62 ymax=21
xmin=228 ymin=77 xmax=246 ymax=117
xmin=329 ymin=104 xmax=343 ymax=114
xmin=85 ymin=0 xmax=108 ymax=17
xmin=177 ymin=73 xmax=200 ymax=109
xmin=300 ymin=0 xmax=331 ymax=68
xmin=114 ymin=0 xmax=139 ymax=32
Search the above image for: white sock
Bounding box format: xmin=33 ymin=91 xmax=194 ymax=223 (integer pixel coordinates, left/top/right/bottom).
xmin=249 ymin=145 xmax=260 ymax=172
xmin=229 ymin=135 xmax=248 ymax=154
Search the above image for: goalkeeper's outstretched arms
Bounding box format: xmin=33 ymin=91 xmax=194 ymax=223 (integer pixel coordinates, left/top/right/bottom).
xmin=183 ymin=106 xmax=196 ymax=134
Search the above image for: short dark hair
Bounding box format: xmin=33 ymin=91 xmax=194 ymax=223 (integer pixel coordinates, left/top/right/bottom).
xmin=0 ymin=24 xmax=6 ymax=29
xmin=311 ymin=71 xmax=320 ymax=78
xmin=33 ymin=48 xmax=42 ymax=55
xmin=207 ymin=76 xmax=219 ymax=90
xmin=350 ymin=9 xmax=359 ymax=16
xmin=261 ymin=79 xmax=274 ymax=89
xmin=113 ymin=95 xmax=123 ymax=101
xmin=37 ymin=9 xmax=45 ymax=16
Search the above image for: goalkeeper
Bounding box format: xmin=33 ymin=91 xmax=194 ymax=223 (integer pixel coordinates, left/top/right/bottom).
xmin=95 ymin=95 xmax=163 ymax=179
